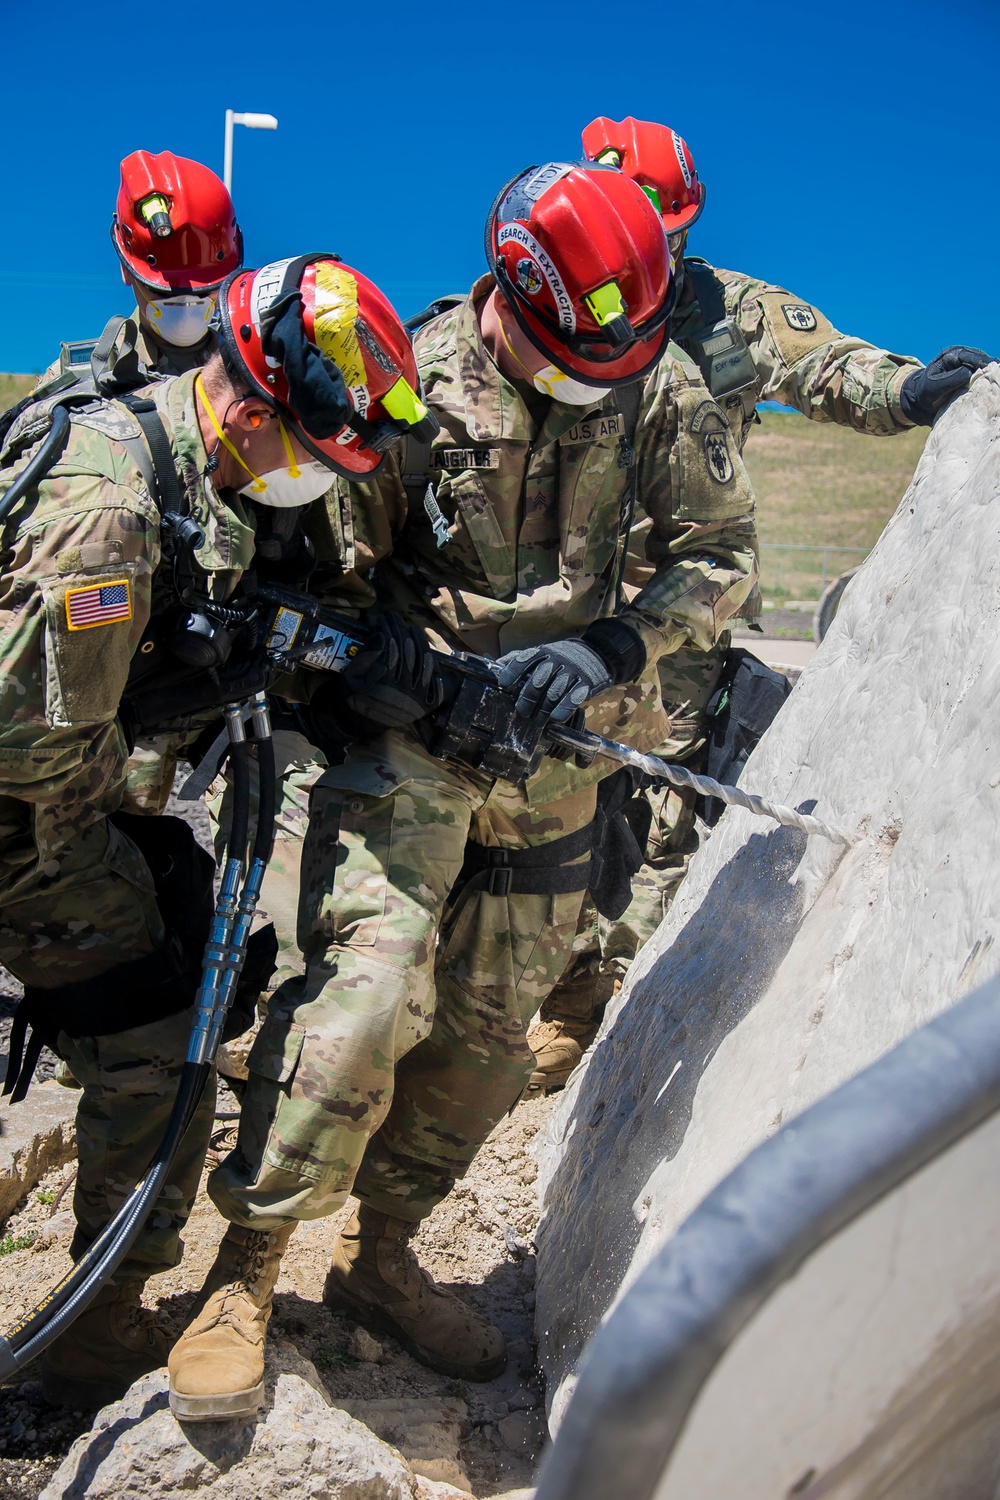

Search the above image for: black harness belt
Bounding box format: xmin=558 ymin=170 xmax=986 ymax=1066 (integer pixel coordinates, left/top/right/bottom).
xmin=456 ymin=822 xmax=597 ymax=900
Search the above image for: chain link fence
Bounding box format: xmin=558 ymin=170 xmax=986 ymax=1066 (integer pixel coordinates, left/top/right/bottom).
xmin=760 ymin=543 xmax=869 ymax=602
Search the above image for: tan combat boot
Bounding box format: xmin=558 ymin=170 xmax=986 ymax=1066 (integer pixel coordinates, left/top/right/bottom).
xmin=41 ymin=1280 xmax=169 ymax=1408
xmin=324 ymin=1205 xmax=506 ymax=1381
xmin=168 ymin=1221 xmax=295 ymax=1422
xmin=526 ymin=1015 xmax=599 ymax=1092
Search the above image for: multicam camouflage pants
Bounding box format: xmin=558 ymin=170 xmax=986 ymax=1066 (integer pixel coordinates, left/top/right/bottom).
xmin=58 ymin=1007 xmax=216 ymax=1279
xmin=208 ymin=727 xmax=328 ymax=1081
xmin=209 ymin=727 xmax=598 ymax=1229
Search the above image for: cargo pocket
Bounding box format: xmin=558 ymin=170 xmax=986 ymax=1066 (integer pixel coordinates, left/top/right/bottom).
xmin=451 ymin=474 xmax=516 ymax=598
xmin=305 ymin=787 xmax=396 ymax=949
xmin=42 ymin=567 xmax=137 ymax=727
xmin=247 ymin=1012 xmax=306 ymax=1089
xmin=248 ymin=1007 xmax=381 ymax=1188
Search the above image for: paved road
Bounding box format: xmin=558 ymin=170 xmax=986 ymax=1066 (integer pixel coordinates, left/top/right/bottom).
xmin=732 ymin=634 xmax=817 ymax=671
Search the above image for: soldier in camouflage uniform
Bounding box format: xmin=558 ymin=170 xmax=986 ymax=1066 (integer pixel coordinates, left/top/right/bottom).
xmin=0 ymin=255 xmax=428 ymax=1409
xmin=525 ymin=116 xmax=998 ymax=1091
xmin=48 ymin=152 xmax=327 ymax=1066
xmin=168 ymin=160 xmax=759 ymax=1420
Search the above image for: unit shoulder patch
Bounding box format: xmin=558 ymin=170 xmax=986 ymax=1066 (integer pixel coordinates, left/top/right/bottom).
xmin=688 ymin=399 xmax=731 ymax=435
xmin=759 ymin=291 xmax=838 ymax=370
xmin=704 ymin=433 xmax=735 ymax=485
xmin=782 ymin=303 xmax=818 ymax=332
xmin=65 ymin=578 xmax=132 ymax=631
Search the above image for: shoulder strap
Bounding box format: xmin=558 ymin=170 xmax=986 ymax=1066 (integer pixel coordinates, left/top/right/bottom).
xmin=684 ymin=258 xmax=727 ymax=326
xmin=617 ymin=380 xmax=642 ymax=453
xmin=117 ymin=396 xmax=185 ymax=517
xmin=91 ymin=315 xmax=150 ymax=395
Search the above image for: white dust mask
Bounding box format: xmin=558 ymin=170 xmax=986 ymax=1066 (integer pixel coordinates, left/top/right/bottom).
xmin=145 ymin=293 xmax=216 ymax=349
xmin=531 ymin=364 xmax=613 ymax=406
xmin=238 ymin=460 xmax=332 ymax=509
xmin=196 ymin=373 xmax=333 ymax=509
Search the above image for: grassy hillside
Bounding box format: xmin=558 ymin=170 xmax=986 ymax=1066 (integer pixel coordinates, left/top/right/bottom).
xmin=744 ymin=410 xmax=927 ymax=601
xmin=0 ymin=374 xmax=35 ymax=411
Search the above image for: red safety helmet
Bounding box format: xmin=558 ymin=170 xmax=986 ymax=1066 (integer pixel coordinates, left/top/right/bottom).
xmin=582 ymin=118 xmax=706 ymax=235
xmin=112 ymin=150 xmax=243 ymax=293
xmin=217 ymin=254 xmax=438 ymax=479
xmin=485 ymin=162 xmax=673 ymax=387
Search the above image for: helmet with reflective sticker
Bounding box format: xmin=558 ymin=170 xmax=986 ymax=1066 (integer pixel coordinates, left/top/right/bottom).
xmin=485 ymin=161 xmax=673 ymax=387
xmin=582 ymin=117 xmax=706 ymax=235
xmin=112 ymin=150 xmax=243 ymax=293
xmin=217 ymin=254 xmax=438 ymax=478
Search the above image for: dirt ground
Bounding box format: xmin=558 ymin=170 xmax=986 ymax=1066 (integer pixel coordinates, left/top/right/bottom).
xmin=0 ymin=1087 xmax=554 ymax=1499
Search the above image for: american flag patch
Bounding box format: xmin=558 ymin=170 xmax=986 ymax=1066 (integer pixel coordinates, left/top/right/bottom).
xmin=65 ymin=580 xmax=132 ymax=631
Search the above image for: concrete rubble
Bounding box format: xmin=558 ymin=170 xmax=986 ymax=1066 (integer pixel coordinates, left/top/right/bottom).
xmin=533 ymin=367 xmax=1000 ymax=1431
xmin=40 ymin=1338 xmax=419 ymax=1499
xmin=338 ymin=1396 xmax=470 ymax=1492
xmin=0 ymin=1081 xmax=76 ymax=1222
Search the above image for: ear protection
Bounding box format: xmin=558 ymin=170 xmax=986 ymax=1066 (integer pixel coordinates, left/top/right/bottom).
xmin=248 ymin=412 xmax=264 ymax=429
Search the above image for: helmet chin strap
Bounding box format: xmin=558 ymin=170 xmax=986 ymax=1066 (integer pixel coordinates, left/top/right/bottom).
xmin=195 ymin=373 xmax=300 ymax=492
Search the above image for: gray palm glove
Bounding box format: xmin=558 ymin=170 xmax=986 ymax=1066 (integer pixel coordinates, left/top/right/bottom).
xmin=496 ymin=639 xmax=614 ymax=727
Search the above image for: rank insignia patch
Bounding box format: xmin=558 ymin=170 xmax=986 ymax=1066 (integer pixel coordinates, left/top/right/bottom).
xmin=782 ymin=303 xmax=818 ymax=332
xmin=66 ymin=579 xmax=132 ymax=630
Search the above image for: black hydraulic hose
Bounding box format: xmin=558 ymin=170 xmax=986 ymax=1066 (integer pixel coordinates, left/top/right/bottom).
xmin=0 ymin=406 xmax=71 ymax=527
xmin=252 ymin=709 xmax=277 ymax=865
xmin=0 ymin=1061 xmax=210 ymax=1378
xmin=0 ymin=699 xmax=264 ymax=1379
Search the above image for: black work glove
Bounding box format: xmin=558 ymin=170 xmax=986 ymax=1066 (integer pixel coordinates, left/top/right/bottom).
xmin=899 ymin=346 xmax=995 ymax=426
xmin=496 ymin=639 xmax=615 ymax=728
xmin=309 ymin=611 xmax=443 ymax=746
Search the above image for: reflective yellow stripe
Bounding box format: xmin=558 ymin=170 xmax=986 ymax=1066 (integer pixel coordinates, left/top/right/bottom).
xmin=381 ymin=376 xmax=429 ymax=428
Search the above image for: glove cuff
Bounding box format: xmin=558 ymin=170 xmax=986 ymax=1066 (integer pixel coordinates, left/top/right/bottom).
xmin=581 ymin=617 xmax=647 ymax=686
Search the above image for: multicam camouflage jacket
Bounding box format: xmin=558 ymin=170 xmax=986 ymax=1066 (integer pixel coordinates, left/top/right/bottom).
xmin=0 ymin=371 xmax=256 ymax=880
xmin=317 ymin=273 xmax=759 ymax=791
xmin=672 ymin=258 xmax=923 ymax=450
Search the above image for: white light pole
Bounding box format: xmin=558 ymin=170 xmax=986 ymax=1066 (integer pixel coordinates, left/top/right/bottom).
xmin=223 ymin=110 xmax=278 ymax=192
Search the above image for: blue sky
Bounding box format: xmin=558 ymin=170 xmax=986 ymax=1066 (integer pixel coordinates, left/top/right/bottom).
xmin=3 ymin=0 xmax=997 ymax=373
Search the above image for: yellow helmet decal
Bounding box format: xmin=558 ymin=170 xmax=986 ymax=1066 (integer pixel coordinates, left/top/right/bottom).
xmin=313 ymin=261 xmax=366 ymax=392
